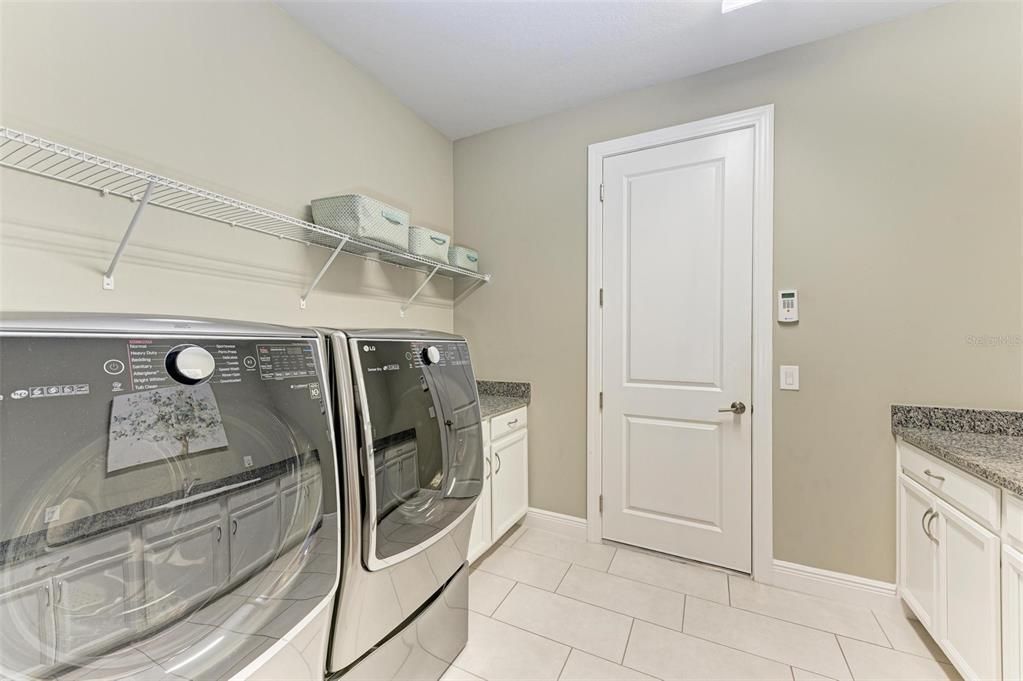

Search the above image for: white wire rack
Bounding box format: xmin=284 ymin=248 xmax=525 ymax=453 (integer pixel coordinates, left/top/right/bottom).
xmin=0 ymin=127 xmax=490 ymax=313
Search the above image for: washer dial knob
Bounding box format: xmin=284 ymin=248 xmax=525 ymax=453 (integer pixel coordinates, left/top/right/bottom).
xmin=166 ymin=345 xmax=217 ymax=385
xmin=422 ymin=346 xmax=441 ymax=365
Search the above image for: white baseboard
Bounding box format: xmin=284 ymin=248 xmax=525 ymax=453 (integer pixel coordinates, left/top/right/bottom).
xmin=523 ymin=507 xmax=588 ymax=541
xmin=771 ymin=559 xmax=903 ymax=615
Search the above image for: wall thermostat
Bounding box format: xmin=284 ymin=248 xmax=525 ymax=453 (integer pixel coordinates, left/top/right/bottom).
xmin=778 ymin=289 xmax=798 ymax=322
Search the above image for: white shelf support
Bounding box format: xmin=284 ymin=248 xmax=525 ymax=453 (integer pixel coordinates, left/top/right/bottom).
xmin=400 ymin=265 xmax=441 ymax=318
xmin=454 ymin=276 xmax=489 ymax=305
xmin=103 ymin=180 xmax=155 ymax=290
xmin=300 ymin=236 xmax=350 ymax=309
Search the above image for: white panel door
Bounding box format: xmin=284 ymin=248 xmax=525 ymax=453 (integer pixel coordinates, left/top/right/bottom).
xmin=602 ymin=127 xmax=754 ymax=572
xmin=936 ymin=499 xmax=1002 ymax=681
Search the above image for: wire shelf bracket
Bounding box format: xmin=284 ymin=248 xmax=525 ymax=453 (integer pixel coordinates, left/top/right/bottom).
xmin=400 ymin=266 xmax=441 ymax=318
xmin=0 ymin=126 xmax=492 ymax=313
xmin=102 ymin=180 xmax=156 ymax=290
xmin=300 ymin=236 xmax=350 ymax=309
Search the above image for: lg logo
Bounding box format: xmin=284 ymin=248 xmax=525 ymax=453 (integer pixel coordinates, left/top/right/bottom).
xmin=363 ymin=345 xmax=376 ymax=352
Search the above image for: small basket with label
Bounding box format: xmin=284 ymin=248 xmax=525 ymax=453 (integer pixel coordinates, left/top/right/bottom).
xmin=408 ymin=226 xmax=451 ymax=263
xmin=310 ymin=194 xmax=410 ymax=251
xmin=448 ymin=245 xmax=480 ymax=272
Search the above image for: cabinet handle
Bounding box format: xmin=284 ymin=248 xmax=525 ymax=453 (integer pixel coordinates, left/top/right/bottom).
xmin=34 ymin=556 xmax=69 ymax=572
xmin=495 ymin=452 xmax=502 ymax=475
xmin=42 ymin=583 xmax=50 ymax=607
xmin=921 ymin=509 xmax=933 ymax=539
xmin=232 ymin=519 xmax=238 ymax=535
xmin=56 ymin=581 xmax=63 ymax=605
xmin=485 ymin=457 xmax=491 ymax=480
xmin=923 ymin=469 xmax=946 ymax=482
xmin=507 ymin=418 xmax=519 ymax=427
xmin=927 ymin=511 xmax=939 ymax=544
xmin=216 ymin=526 xmax=223 ymax=542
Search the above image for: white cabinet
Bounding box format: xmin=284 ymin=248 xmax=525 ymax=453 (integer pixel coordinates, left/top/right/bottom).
xmin=1002 ymin=545 xmax=1022 ymax=681
xmin=469 ymin=442 xmax=493 ymax=562
xmin=469 ymin=409 xmax=529 ymax=563
xmin=229 ymin=483 xmax=281 ymax=582
xmin=898 ymin=474 xmax=939 ymax=630
xmin=142 ymin=501 xmax=225 ymax=626
xmin=896 ymin=438 xmax=1012 ymax=681
xmin=491 ymin=429 xmax=529 ymax=539
xmin=53 ymin=549 xmax=137 ymax=664
xmin=282 ymin=472 xmax=324 ymax=549
xmin=0 ymin=575 xmax=54 ymax=677
xmin=935 ymin=498 xmax=1002 ymax=680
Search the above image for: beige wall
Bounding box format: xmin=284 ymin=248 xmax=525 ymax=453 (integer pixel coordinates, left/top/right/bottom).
xmin=1 ymin=1 xmax=454 ymax=330
xmin=454 ymin=0 xmax=1022 ymax=581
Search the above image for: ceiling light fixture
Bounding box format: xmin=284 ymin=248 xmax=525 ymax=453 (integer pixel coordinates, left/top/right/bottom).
xmin=722 ymin=0 xmax=763 ymax=13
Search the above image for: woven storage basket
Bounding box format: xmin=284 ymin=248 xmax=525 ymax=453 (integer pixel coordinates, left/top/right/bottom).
xmin=448 ymin=245 xmax=479 ymax=272
xmin=310 ymin=194 xmax=409 ymax=251
xmin=409 ymin=226 xmax=450 ymax=263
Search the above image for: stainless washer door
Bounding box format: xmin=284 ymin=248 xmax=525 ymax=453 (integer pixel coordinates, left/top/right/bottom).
xmin=350 ymin=337 xmax=483 ymax=570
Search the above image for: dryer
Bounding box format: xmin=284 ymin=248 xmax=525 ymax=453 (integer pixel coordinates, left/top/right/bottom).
xmin=323 ymin=329 xmax=483 ymax=680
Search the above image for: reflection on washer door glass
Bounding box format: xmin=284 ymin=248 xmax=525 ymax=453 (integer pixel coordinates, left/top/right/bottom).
xmin=0 ymin=334 xmax=337 ymax=680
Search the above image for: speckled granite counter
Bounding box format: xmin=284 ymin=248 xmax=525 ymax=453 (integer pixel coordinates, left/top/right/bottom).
xmin=478 ymin=380 xmax=530 ymax=419
xmin=893 ymin=405 xmax=1023 ymax=497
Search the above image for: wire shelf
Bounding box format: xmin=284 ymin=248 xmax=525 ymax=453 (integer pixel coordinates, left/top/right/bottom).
xmin=0 ymin=127 xmax=491 ymax=302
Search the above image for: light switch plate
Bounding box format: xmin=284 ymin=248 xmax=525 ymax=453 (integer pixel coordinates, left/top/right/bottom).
xmin=780 ymin=365 xmax=799 ymax=391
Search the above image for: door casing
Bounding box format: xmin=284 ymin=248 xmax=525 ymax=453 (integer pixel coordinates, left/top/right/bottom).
xmin=586 ymin=105 xmax=775 ymax=581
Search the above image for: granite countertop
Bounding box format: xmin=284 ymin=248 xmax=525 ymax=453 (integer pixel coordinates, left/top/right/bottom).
xmin=892 ymin=405 xmax=1023 ymax=497
xmin=478 ymin=380 xmax=530 ymax=419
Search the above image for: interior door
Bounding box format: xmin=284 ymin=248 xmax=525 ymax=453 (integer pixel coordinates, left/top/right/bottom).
xmin=601 ymin=126 xmax=755 ymax=572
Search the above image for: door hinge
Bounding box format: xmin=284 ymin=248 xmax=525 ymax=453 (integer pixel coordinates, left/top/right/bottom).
xmin=599 ymin=184 xmax=604 ymax=202
xmin=599 ymin=288 xmax=603 ymax=307
xmin=599 ymin=391 xmax=603 ymax=409
xmin=599 ymin=495 xmax=604 ymax=513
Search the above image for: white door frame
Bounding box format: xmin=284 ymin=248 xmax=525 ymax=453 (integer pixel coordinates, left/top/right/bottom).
xmin=586 ymin=105 xmax=775 ymax=581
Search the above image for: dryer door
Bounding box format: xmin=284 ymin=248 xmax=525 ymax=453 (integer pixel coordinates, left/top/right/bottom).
xmin=351 ymin=338 xmax=483 ymax=569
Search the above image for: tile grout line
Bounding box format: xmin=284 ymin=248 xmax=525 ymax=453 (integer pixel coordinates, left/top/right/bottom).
xmin=870 ymin=610 xmax=894 ymax=649
xmin=554 ymin=646 xmax=572 ymax=681
xmin=835 ymin=633 xmax=856 ymax=680
xmin=789 ymin=665 xmax=797 ymax=681
xmin=680 ymin=594 xmax=687 ymax=632
xmin=620 ymin=618 xmax=636 ymax=665
xmin=489 ymin=577 xmax=521 ymax=617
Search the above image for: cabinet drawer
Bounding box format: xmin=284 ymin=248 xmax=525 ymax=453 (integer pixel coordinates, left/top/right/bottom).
xmin=142 ymin=500 xmax=221 ymax=542
xmin=1005 ymin=492 xmax=1023 ymax=551
xmin=228 ymin=480 xmax=277 ymax=512
xmin=490 ymin=407 xmax=527 ymax=441
xmin=899 ymin=439 xmax=1000 ymax=531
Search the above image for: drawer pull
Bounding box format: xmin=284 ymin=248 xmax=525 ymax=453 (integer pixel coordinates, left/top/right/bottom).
xmin=923 ymin=469 xmax=946 ymax=482
xmin=507 ymin=418 xmax=519 ymax=427
xmin=56 ymin=581 xmax=63 ymax=605
xmin=485 ymin=457 xmax=491 ymax=480
xmin=232 ymin=519 xmax=238 ymax=535
xmin=216 ymin=526 xmax=223 ymax=543
xmin=921 ymin=509 xmax=934 ymax=539
xmin=42 ymin=583 xmax=50 ymax=607
xmin=927 ymin=511 xmax=939 ymax=543
xmin=495 ymin=452 xmax=503 ymax=475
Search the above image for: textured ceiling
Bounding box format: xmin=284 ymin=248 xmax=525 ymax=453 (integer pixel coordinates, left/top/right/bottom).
xmin=281 ymin=0 xmax=951 ymax=139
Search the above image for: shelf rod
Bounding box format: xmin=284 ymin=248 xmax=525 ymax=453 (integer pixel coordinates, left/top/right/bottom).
xmin=400 ymin=265 xmax=441 ymax=318
xmin=454 ymin=276 xmax=488 ymax=306
xmin=300 ymin=236 xmax=350 ymax=309
xmin=103 ymin=180 xmax=155 ymax=290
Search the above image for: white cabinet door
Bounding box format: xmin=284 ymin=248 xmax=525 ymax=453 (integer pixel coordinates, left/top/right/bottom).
xmin=142 ymin=519 xmax=224 ymax=625
xmin=491 ymin=429 xmax=528 ymax=540
xmin=898 ymin=474 xmax=939 ymax=631
xmin=53 ymin=550 xmax=136 ymax=664
xmin=229 ymin=496 xmax=280 ymax=581
xmin=1004 ymin=545 xmax=1023 ymax=681
xmin=468 ymin=444 xmax=493 ymax=563
xmin=0 ymin=577 xmax=53 ymax=677
xmin=936 ymin=498 xmax=1002 ymax=681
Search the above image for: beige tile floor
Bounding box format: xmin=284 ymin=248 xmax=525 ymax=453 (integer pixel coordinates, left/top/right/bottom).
xmin=447 ymin=526 xmax=960 ymax=681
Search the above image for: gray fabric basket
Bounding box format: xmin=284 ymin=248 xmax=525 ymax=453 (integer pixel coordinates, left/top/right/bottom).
xmin=409 ymin=226 xmax=451 ymax=263
xmin=448 ymin=245 xmax=479 ymax=272
xmin=310 ymin=194 xmax=409 ymax=251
